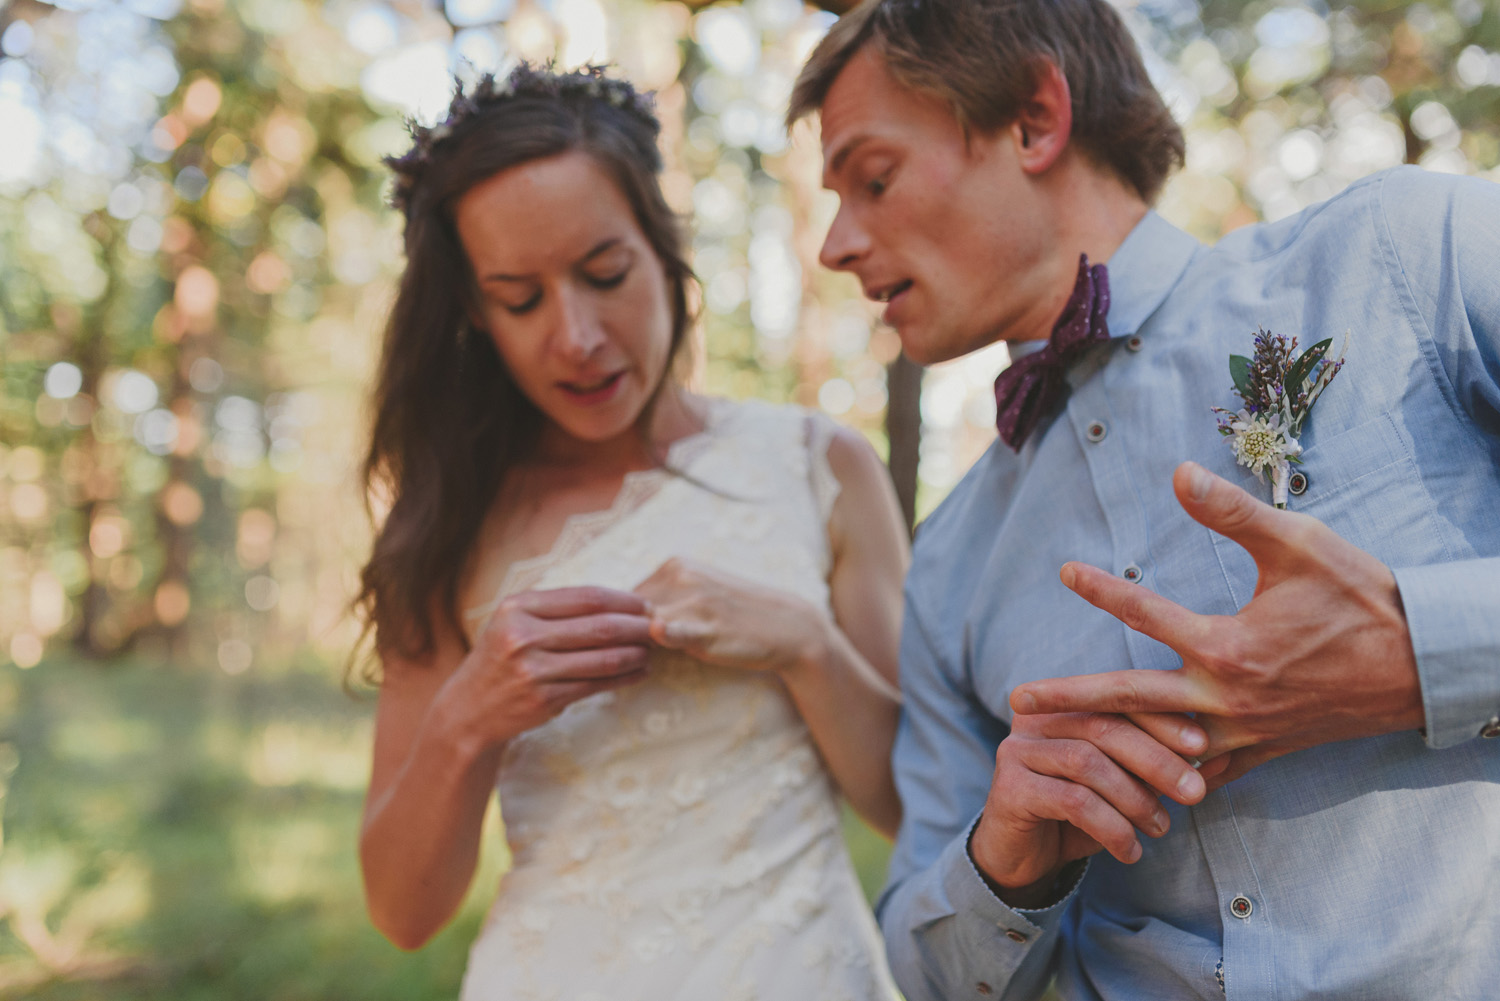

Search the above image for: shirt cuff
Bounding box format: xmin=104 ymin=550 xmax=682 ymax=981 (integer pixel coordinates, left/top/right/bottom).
xmin=1393 ymin=559 xmax=1500 ymax=749
xmin=949 ymin=814 xmax=1086 ymax=946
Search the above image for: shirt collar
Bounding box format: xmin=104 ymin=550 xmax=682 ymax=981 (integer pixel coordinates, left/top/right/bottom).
xmin=1102 ymin=209 xmax=1202 ymax=342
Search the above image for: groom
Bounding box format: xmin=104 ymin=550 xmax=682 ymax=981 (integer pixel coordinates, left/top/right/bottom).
xmin=791 ymin=0 xmax=1500 ymax=998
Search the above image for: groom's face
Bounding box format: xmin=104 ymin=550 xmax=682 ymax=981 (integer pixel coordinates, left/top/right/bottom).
xmin=817 ymin=48 xmax=1051 ymax=365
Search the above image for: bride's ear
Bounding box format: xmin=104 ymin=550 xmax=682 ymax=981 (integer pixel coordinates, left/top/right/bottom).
xmin=1011 ymin=59 xmax=1073 ymax=176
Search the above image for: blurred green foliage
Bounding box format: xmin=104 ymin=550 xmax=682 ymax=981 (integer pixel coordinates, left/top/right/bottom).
xmin=0 ymin=659 xmax=494 ymax=998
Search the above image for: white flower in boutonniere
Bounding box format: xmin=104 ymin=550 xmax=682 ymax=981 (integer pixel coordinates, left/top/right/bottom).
xmin=1222 ymin=407 xmax=1303 ymax=505
xmin=1212 ymin=327 xmax=1348 ymax=509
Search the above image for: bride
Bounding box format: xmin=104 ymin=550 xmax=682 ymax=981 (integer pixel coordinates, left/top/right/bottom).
xmin=354 ymin=65 xmax=909 ymax=998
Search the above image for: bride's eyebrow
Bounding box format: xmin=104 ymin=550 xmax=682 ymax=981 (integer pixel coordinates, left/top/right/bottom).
xmin=481 ymin=238 xmax=629 ymax=283
xmin=578 ymin=238 xmax=629 ymax=266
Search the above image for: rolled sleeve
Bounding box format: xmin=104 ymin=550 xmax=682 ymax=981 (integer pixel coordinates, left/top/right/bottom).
xmin=1395 ymin=558 xmax=1500 ymax=748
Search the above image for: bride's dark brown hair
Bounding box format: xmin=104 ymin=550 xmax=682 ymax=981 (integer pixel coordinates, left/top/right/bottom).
xmin=354 ymin=65 xmax=694 ymax=674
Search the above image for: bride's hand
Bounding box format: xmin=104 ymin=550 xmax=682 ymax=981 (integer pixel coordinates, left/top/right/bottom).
xmin=450 ymin=587 xmax=654 ymax=745
xmin=634 ymin=558 xmax=825 ymax=674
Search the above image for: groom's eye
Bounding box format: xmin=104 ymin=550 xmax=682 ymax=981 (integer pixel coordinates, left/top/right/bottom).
xmin=860 ymin=160 xmax=899 ymax=199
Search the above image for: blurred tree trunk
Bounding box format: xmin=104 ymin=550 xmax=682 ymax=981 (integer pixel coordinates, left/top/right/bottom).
xmin=885 ymin=354 xmax=922 ymax=534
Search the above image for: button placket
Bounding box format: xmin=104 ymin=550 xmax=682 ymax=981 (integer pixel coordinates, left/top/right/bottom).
xmin=1064 ymin=355 xmax=1158 ymax=675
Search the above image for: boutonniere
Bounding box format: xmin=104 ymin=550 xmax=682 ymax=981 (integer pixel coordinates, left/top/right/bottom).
xmin=1211 ymin=327 xmax=1348 ymax=509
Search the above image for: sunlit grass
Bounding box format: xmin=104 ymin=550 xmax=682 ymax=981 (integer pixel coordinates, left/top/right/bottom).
xmin=0 ymin=658 xmax=890 ymax=999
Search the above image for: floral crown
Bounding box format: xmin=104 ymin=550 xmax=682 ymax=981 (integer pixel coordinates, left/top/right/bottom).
xmin=385 ymin=63 xmax=659 ymax=217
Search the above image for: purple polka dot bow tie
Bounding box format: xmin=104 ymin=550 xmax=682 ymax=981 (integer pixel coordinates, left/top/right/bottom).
xmin=993 ymin=254 xmax=1111 ymax=450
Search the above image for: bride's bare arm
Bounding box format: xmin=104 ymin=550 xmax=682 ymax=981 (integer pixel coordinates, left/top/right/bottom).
xmin=809 ymin=426 xmax=909 ymax=835
xmin=635 ymin=427 xmax=910 ymax=838
xmin=359 ymin=589 xmax=653 ymax=949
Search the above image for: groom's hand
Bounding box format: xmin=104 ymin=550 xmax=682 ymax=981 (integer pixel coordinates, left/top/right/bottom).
xmin=1010 ymin=461 xmax=1425 ymax=788
xmin=971 ymin=711 xmax=1212 ymax=908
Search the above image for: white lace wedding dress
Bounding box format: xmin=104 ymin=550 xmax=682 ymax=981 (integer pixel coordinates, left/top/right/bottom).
xmin=458 ymin=399 xmax=899 ymax=1001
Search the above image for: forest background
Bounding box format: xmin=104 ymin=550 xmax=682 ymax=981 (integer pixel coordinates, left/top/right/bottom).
xmin=0 ymin=0 xmax=1497 ymax=996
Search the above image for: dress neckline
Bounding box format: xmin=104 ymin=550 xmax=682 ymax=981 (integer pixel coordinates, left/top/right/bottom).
xmin=464 ymin=398 xmax=729 ymax=623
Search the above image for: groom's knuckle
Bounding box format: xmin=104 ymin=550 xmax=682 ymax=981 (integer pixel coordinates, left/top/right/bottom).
xmin=1058 ymin=783 xmax=1093 ymax=816
xmin=1084 ymin=713 xmax=1123 ymax=745
xmin=1059 ymin=741 xmax=1095 ymax=777
xmin=1116 ymin=594 xmax=1154 ymax=634
xmin=1202 ymin=633 xmax=1247 ymax=676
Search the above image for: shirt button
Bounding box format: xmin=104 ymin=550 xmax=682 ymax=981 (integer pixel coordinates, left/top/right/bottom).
xmin=1288 ymin=470 xmax=1309 ymax=496
xmin=1004 ymin=929 xmax=1028 ymax=943
xmin=1480 ymin=716 xmax=1500 ymax=739
xmin=1125 ymin=335 xmax=1144 ymax=352
xmin=1086 ymin=420 xmax=1108 ymax=443
xmin=1229 ymin=895 xmax=1254 ymax=919
xmin=1121 ymin=564 xmax=1143 ymax=583
xmin=976 ymin=983 xmax=993 ymax=995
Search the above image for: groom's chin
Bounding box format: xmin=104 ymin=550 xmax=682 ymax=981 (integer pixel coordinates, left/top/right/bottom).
xmin=893 ymin=323 xmax=996 ymax=367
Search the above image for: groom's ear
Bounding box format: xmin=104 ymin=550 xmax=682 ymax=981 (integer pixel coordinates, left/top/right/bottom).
xmin=1010 ymin=60 xmax=1073 ymax=175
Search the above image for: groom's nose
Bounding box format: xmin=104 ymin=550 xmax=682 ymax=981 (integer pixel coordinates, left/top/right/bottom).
xmin=818 ymin=203 xmax=869 ymax=273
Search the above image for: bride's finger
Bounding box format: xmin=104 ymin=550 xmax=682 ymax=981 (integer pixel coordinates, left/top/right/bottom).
xmin=531 ymin=645 xmax=651 ymax=682
xmin=515 ymin=586 xmax=648 ymax=619
xmin=651 ymin=617 xmax=713 ymax=649
xmin=535 ymin=612 xmax=653 ymax=652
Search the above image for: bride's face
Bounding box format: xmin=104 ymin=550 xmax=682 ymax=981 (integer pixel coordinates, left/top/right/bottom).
xmin=455 ymin=151 xmax=676 ymax=447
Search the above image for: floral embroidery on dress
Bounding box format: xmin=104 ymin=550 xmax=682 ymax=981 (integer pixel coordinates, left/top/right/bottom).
xmin=455 ymin=400 xmax=897 ymax=1001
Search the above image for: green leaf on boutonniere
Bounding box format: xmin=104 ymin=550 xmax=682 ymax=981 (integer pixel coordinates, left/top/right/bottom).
xmin=1284 ymin=338 xmax=1331 ymax=397
xmin=1230 ymin=354 xmax=1253 ymax=396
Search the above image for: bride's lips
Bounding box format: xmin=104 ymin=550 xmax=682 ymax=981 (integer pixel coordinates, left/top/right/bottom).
xmin=558 ymin=371 xmax=625 ymax=405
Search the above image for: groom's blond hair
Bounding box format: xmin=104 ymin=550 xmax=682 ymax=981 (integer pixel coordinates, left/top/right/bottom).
xmin=788 ymin=0 xmax=1185 ymax=203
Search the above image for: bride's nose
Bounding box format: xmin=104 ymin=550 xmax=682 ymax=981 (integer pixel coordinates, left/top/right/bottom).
xmin=550 ymin=286 xmax=608 ymax=362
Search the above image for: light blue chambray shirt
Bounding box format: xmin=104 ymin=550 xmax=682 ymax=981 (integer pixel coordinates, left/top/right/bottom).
xmin=879 ymin=166 xmax=1500 ymax=1001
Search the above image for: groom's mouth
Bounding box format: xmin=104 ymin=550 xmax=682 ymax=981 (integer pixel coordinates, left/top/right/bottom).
xmin=866 ymin=279 xmax=912 ymax=304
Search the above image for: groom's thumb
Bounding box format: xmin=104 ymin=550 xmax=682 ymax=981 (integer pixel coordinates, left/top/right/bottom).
xmin=1173 ymin=461 xmax=1298 ymax=561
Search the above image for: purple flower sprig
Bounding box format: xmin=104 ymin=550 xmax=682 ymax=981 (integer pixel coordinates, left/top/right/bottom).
xmin=1215 ymin=326 xmax=1347 ymax=439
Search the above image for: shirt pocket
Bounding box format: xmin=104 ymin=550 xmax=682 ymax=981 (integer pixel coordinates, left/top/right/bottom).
xmin=1208 ymin=411 xmax=1451 ymax=605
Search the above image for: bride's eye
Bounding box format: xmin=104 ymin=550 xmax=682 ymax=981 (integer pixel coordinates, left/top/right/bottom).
xmin=584 ymin=269 xmax=629 ymax=290
xmin=501 ymin=291 xmax=542 ymax=315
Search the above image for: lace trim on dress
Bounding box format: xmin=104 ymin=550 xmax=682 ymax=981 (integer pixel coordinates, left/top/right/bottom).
xmin=802 ymin=411 xmax=843 ymax=529
xmin=464 ymin=401 xmax=728 ymax=625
